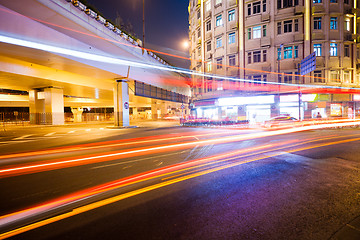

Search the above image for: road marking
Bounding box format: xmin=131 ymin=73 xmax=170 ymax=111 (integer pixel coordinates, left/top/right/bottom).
xmin=122 ymin=165 xmax=132 ymax=170
xmin=13 ymin=135 xmax=33 ymax=140
xmin=85 ymin=129 xmax=91 ymax=132
xmin=155 ymin=161 xmax=163 ymax=167
xmin=44 ymin=132 xmax=56 ymax=136
xmin=68 ymin=131 xmax=75 ymax=134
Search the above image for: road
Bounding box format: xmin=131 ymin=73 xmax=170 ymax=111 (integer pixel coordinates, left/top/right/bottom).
xmin=0 ymin=122 xmax=360 ymax=240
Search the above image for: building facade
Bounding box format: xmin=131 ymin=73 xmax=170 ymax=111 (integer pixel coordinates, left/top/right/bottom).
xmin=188 ymin=0 xmax=360 ymax=98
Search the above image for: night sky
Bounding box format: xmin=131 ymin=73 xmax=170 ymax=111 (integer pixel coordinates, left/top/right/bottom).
xmin=86 ymin=0 xmax=190 ymax=68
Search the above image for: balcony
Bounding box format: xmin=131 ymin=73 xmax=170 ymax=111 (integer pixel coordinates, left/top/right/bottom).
xmin=262 ymin=64 xmax=271 ymax=72
xmin=261 ymin=13 xmax=270 ymax=22
xmin=294 ymin=33 xmax=304 ymax=42
xmin=228 ymin=0 xmax=237 ymax=7
xmin=316 ymin=57 xmax=324 ymax=67
xmin=294 ymin=5 xmax=304 ymax=15
xmin=205 ymin=11 xmax=211 ymax=19
xmin=312 ymin=5 xmax=325 ymax=14
xmin=312 ymin=32 xmax=324 ymax=40
xmin=205 ymin=32 xmax=212 ymax=40
xmin=260 ymin=37 xmax=271 ymax=47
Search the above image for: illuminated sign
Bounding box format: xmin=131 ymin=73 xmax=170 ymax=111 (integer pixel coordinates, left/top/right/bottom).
xmin=330 ymin=104 xmax=342 ymax=117
xmin=301 ymin=94 xmax=317 ymax=102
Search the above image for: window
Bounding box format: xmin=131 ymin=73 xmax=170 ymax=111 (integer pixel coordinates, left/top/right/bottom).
xmin=330 ymin=70 xmax=340 ymax=82
xmin=206 ymin=21 xmax=211 ymax=31
xmin=278 ymin=0 xmax=297 ymax=9
xmin=314 ymin=17 xmax=321 ymax=30
xmin=197 ymin=10 xmax=201 ymax=19
xmin=294 ymin=46 xmax=298 ymax=58
xmin=198 ymin=47 xmax=201 ymax=57
xmin=253 ymin=51 xmax=261 ymax=63
xmin=197 ymin=28 xmax=201 ymax=38
xmin=314 ymin=70 xmax=323 ymax=83
xmin=263 ymin=75 xmax=267 ymax=82
xmin=277 ymin=22 xmax=282 ymax=34
xmin=253 ymin=2 xmax=261 ymax=14
xmin=253 ymin=75 xmax=262 ymax=82
xmin=216 ymin=15 xmax=223 ymax=27
xmin=248 ymin=28 xmax=252 ymax=39
xmin=248 ymin=52 xmax=252 ymax=64
xmin=228 ymin=9 xmax=235 ymax=22
xmin=229 ymin=55 xmax=236 ymax=66
xmin=314 ymin=44 xmax=322 ymax=56
xmin=330 ymin=43 xmax=337 ymax=56
xmin=263 ymin=0 xmax=267 ymax=12
xmin=263 ymin=25 xmax=267 ymax=37
xmin=294 ymin=19 xmax=298 ymax=32
xmin=253 ymin=26 xmax=261 ymax=39
xmin=205 ymin=0 xmax=211 ymax=12
xmin=330 ymin=17 xmax=337 ymax=30
xmin=215 ymin=0 xmax=222 ymax=5
xmin=330 ymin=0 xmax=337 ymax=3
xmin=284 ymin=72 xmax=292 ymax=83
xmin=344 ymin=45 xmax=350 ymax=57
xmin=206 ymin=61 xmax=212 ymax=72
xmin=284 ymin=20 xmax=292 ymax=33
xmin=344 ymin=0 xmax=349 ymax=3
xmin=216 ymin=37 xmax=222 ymax=48
xmin=284 ymin=46 xmax=292 ymax=59
xmin=216 ymin=58 xmax=223 ymax=69
xmin=229 ymin=32 xmax=236 ymax=44
xmin=206 ymin=41 xmax=211 ymax=52
xmin=313 ymin=0 xmax=322 ymax=3
xmin=345 ymin=19 xmax=351 ymax=31
xmin=277 ymin=47 xmax=282 ymax=60
xmin=247 ymin=4 xmax=251 ymax=16
xmin=263 ymin=50 xmax=267 ymax=62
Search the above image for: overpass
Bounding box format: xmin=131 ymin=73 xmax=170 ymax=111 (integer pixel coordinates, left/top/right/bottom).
xmin=0 ymin=0 xmax=190 ymax=125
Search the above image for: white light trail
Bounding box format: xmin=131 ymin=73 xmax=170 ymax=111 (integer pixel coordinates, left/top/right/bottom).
xmin=1 ymin=35 xmax=360 ymax=91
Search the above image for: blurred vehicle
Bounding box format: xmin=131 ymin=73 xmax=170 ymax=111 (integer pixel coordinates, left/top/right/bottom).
xmin=163 ymin=114 xmax=180 ymax=120
xmin=264 ymin=116 xmax=298 ymax=128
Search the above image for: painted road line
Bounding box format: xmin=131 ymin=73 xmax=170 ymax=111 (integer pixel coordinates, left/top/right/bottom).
xmin=44 ymin=133 xmax=56 ymax=137
xmin=13 ymin=135 xmax=33 ymax=140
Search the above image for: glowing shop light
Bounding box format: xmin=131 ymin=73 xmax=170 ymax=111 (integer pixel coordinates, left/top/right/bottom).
xmin=218 ymin=95 xmax=274 ymax=106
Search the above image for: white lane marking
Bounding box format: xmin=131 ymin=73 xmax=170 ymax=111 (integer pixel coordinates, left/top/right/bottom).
xmin=68 ymin=131 xmax=75 ymax=134
xmin=45 ymin=132 xmax=56 ymax=136
xmin=90 ymin=150 xmax=189 ymax=170
xmin=155 ymin=161 xmax=163 ymax=167
xmin=13 ymin=135 xmax=33 ymax=140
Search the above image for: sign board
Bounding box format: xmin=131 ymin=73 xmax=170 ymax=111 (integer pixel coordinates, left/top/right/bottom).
xmin=300 ymin=52 xmax=316 ymax=75
xmin=181 ymin=104 xmax=185 ymax=109
xmin=124 ymin=102 xmax=129 ymax=110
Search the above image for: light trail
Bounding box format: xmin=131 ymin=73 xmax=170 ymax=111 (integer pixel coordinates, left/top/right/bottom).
xmin=1 ymin=119 xmax=359 ymax=178
xmin=0 ymin=130 xmax=236 ymax=160
xmin=1 ymin=133 xmax=360 ymax=239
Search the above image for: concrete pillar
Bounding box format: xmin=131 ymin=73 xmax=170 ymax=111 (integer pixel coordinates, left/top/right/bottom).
xmin=160 ymin=101 xmax=168 ymax=119
xmin=71 ymin=107 xmax=83 ymax=123
xmin=151 ymin=100 xmax=158 ymax=120
xmin=114 ymin=80 xmax=130 ymax=127
xmin=29 ymin=87 xmax=64 ymax=125
xmin=271 ymin=95 xmax=280 ymax=118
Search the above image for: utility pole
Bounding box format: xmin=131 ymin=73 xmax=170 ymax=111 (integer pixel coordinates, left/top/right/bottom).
xmin=142 ymin=0 xmax=145 ymax=54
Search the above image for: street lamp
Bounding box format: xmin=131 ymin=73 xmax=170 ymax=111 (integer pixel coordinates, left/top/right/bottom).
xmin=142 ymin=0 xmax=145 ymax=54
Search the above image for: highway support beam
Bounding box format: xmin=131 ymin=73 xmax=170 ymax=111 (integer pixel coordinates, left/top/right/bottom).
xmin=29 ymin=87 xmax=64 ymax=125
xmin=114 ymin=79 xmax=130 ymax=127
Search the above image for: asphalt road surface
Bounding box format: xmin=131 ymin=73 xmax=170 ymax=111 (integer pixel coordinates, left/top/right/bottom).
xmin=0 ymin=124 xmax=360 ymax=240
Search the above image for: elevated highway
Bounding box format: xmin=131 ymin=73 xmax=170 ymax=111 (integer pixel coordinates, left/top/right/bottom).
xmin=0 ymin=0 xmax=190 ymax=125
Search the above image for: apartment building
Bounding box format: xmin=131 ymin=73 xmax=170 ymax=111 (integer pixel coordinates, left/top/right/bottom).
xmin=188 ymin=0 xmax=360 ymax=98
